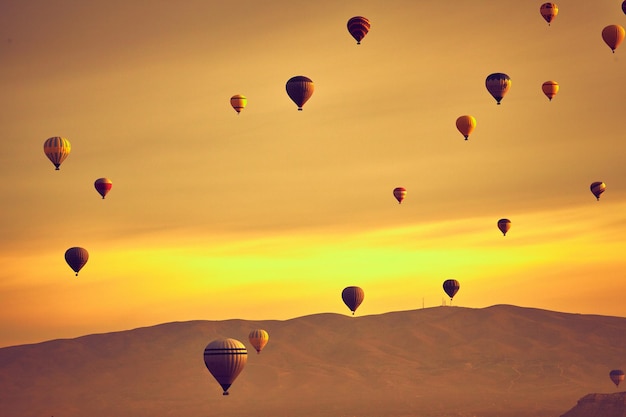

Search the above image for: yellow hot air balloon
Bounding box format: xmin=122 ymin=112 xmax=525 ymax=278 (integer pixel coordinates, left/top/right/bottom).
xmin=485 ymin=73 xmax=511 ymax=105
xmin=203 ymin=338 xmax=247 ymax=395
xmin=286 ymin=76 xmax=314 ymax=111
xmin=540 ymin=3 xmax=558 ymax=26
xmin=590 ymin=181 xmax=606 ymax=201
xmin=541 ymin=81 xmax=559 ymax=101
xmin=602 ymin=25 xmax=625 ymax=53
xmin=497 ymin=219 xmax=511 ymax=236
xmin=248 ymin=329 xmax=269 ymax=354
xmin=347 ymin=16 xmax=370 ymax=45
xmin=230 ymin=94 xmax=247 ymax=114
xmin=455 ymin=115 xmax=476 ymax=140
xmin=43 ymin=137 xmax=71 ymax=170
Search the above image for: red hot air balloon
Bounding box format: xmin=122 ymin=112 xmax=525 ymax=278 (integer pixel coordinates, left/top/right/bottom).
xmin=590 ymin=181 xmax=606 ymax=201
xmin=542 ymin=81 xmax=559 ymax=101
xmin=443 ymin=279 xmax=460 ymax=302
xmin=610 ymin=369 xmax=625 ymax=387
xmin=230 ymin=94 xmax=247 ymax=114
xmin=602 ymin=25 xmax=625 ymax=53
xmin=342 ymin=286 xmax=365 ymax=315
xmin=393 ymin=187 xmax=407 ymax=204
xmin=65 ymin=247 xmax=89 ymax=276
xmin=485 ymin=73 xmax=511 ymax=105
xmin=286 ymin=76 xmax=314 ymax=111
xmin=539 ymin=3 xmax=558 ymax=26
xmin=497 ymin=219 xmax=511 ymax=236
xmin=94 ymin=178 xmax=112 ymax=199
xmin=203 ymin=338 xmax=248 ymax=395
xmin=43 ymin=137 xmax=71 ymax=170
xmin=347 ymin=16 xmax=370 ymax=45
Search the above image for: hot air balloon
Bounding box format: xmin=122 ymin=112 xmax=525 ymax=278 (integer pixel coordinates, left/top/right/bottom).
xmin=393 ymin=187 xmax=407 ymax=204
xmin=542 ymin=81 xmax=559 ymax=101
xmin=539 ymin=3 xmax=558 ymax=25
xmin=610 ymin=369 xmax=625 ymax=387
xmin=65 ymin=247 xmax=89 ymax=276
xmin=203 ymin=338 xmax=248 ymax=395
xmin=286 ymin=76 xmax=314 ymax=111
xmin=623 ymin=1 xmax=626 ymax=15
xmin=248 ymin=329 xmax=269 ymax=354
xmin=347 ymin=16 xmax=370 ymax=45
xmin=497 ymin=218 xmax=511 ymax=236
xmin=43 ymin=136 xmax=71 ymax=170
xmin=602 ymin=25 xmax=625 ymax=53
xmin=443 ymin=279 xmax=460 ymax=302
xmin=590 ymin=181 xmax=606 ymax=201
xmin=230 ymin=94 xmax=247 ymax=114
xmin=94 ymin=178 xmax=112 ymax=199
xmin=485 ymin=73 xmax=511 ymax=105
xmin=342 ymin=286 xmax=364 ymax=315
xmin=456 ymin=115 xmax=476 ymax=140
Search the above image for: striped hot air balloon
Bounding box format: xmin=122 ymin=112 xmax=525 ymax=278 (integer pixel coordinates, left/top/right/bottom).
xmin=542 ymin=81 xmax=559 ymax=101
xmin=602 ymin=25 xmax=625 ymax=53
xmin=347 ymin=16 xmax=370 ymax=45
xmin=203 ymin=338 xmax=248 ymax=395
xmin=497 ymin=218 xmax=511 ymax=236
xmin=590 ymin=181 xmax=606 ymax=201
xmin=443 ymin=279 xmax=460 ymax=302
xmin=485 ymin=73 xmax=511 ymax=105
xmin=65 ymin=247 xmax=89 ymax=276
xmin=230 ymin=94 xmax=247 ymax=114
xmin=248 ymin=329 xmax=269 ymax=354
xmin=94 ymin=178 xmax=113 ymax=199
xmin=539 ymin=3 xmax=558 ymax=26
xmin=393 ymin=187 xmax=407 ymax=204
xmin=286 ymin=76 xmax=314 ymax=111
xmin=342 ymin=286 xmax=365 ymax=315
xmin=43 ymin=137 xmax=71 ymax=170
xmin=610 ymin=369 xmax=625 ymax=387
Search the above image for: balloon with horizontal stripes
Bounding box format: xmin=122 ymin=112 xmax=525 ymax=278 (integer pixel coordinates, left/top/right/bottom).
xmin=485 ymin=73 xmax=511 ymax=105
xmin=94 ymin=178 xmax=112 ymax=199
xmin=455 ymin=115 xmax=476 ymax=140
xmin=393 ymin=187 xmax=407 ymax=204
xmin=541 ymin=81 xmax=559 ymax=101
xmin=286 ymin=76 xmax=314 ymax=111
xmin=65 ymin=247 xmax=89 ymax=276
xmin=43 ymin=136 xmax=71 ymax=170
xmin=590 ymin=181 xmax=606 ymax=201
xmin=610 ymin=369 xmax=625 ymax=387
xmin=230 ymin=94 xmax=247 ymax=114
xmin=602 ymin=25 xmax=625 ymax=53
xmin=539 ymin=3 xmax=558 ymax=26
xmin=342 ymin=286 xmax=365 ymax=315
xmin=248 ymin=329 xmax=269 ymax=354
xmin=347 ymin=16 xmax=370 ymax=45
xmin=203 ymin=338 xmax=248 ymax=395
xmin=497 ymin=218 xmax=511 ymax=236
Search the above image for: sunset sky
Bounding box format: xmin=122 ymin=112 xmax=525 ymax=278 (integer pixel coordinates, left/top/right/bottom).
xmin=1 ymin=0 xmax=625 ymax=347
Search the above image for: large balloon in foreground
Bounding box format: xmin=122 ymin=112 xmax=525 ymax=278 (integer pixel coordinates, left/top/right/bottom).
xmin=485 ymin=73 xmax=511 ymax=105
xmin=443 ymin=279 xmax=460 ymax=301
xmin=43 ymin=136 xmax=71 ymax=170
xmin=590 ymin=181 xmax=606 ymax=201
xmin=541 ymin=81 xmax=559 ymax=101
xmin=230 ymin=94 xmax=247 ymax=114
xmin=602 ymin=25 xmax=625 ymax=53
xmin=393 ymin=187 xmax=407 ymax=204
xmin=347 ymin=16 xmax=370 ymax=45
xmin=610 ymin=369 xmax=625 ymax=387
xmin=203 ymin=338 xmax=248 ymax=395
xmin=342 ymin=286 xmax=365 ymax=315
xmin=248 ymin=329 xmax=269 ymax=354
xmin=497 ymin=218 xmax=511 ymax=236
xmin=286 ymin=76 xmax=314 ymax=111
xmin=456 ymin=115 xmax=476 ymax=140
xmin=623 ymin=1 xmax=626 ymax=15
xmin=539 ymin=3 xmax=558 ymax=25
xmin=94 ymin=178 xmax=112 ymax=199
xmin=65 ymin=247 xmax=89 ymax=276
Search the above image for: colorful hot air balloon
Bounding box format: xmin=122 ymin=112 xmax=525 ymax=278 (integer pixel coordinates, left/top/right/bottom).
xmin=342 ymin=286 xmax=365 ymax=315
xmin=539 ymin=3 xmax=558 ymax=25
xmin=602 ymin=25 xmax=625 ymax=53
xmin=485 ymin=73 xmax=511 ymax=105
xmin=610 ymin=369 xmax=625 ymax=387
xmin=248 ymin=329 xmax=269 ymax=354
xmin=590 ymin=181 xmax=606 ymax=201
xmin=393 ymin=187 xmax=407 ymax=204
xmin=542 ymin=81 xmax=559 ymax=101
xmin=455 ymin=115 xmax=476 ymax=140
xmin=230 ymin=94 xmax=247 ymax=114
xmin=443 ymin=279 xmax=460 ymax=301
xmin=497 ymin=218 xmax=511 ymax=236
xmin=65 ymin=247 xmax=89 ymax=276
xmin=347 ymin=16 xmax=370 ymax=45
xmin=43 ymin=136 xmax=71 ymax=170
xmin=94 ymin=178 xmax=112 ymax=199
xmin=286 ymin=76 xmax=314 ymax=111
xmin=203 ymin=338 xmax=248 ymax=395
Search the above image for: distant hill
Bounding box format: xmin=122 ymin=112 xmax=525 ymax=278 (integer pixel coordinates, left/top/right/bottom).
xmin=1 ymin=305 xmax=625 ymax=417
xmin=560 ymin=392 xmax=626 ymax=417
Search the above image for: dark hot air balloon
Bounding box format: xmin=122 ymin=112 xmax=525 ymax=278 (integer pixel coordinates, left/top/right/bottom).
xmin=94 ymin=178 xmax=112 ymax=199
xmin=286 ymin=76 xmax=314 ymax=111
xmin=65 ymin=247 xmax=89 ymax=276
xmin=497 ymin=219 xmax=511 ymax=236
xmin=203 ymin=338 xmax=248 ymax=395
xmin=539 ymin=3 xmax=558 ymax=25
xmin=43 ymin=137 xmax=71 ymax=170
xmin=485 ymin=73 xmax=511 ymax=105
xmin=342 ymin=286 xmax=365 ymax=315
xmin=602 ymin=25 xmax=625 ymax=53
xmin=248 ymin=329 xmax=269 ymax=354
xmin=347 ymin=16 xmax=370 ymax=44
xmin=393 ymin=187 xmax=407 ymax=204
xmin=590 ymin=181 xmax=606 ymax=201
xmin=610 ymin=369 xmax=625 ymax=387
xmin=443 ymin=279 xmax=460 ymax=301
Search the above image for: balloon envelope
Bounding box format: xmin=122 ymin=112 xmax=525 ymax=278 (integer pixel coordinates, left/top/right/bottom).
xmin=65 ymin=247 xmax=89 ymax=276
xmin=393 ymin=187 xmax=407 ymax=204
xmin=497 ymin=218 xmax=511 ymax=236
xmin=347 ymin=16 xmax=370 ymax=44
xmin=230 ymin=94 xmax=247 ymax=114
xmin=539 ymin=3 xmax=558 ymax=25
xmin=443 ymin=279 xmax=460 ymax=300
xmin=623 ymin=1 xmax=626 ymax=15
xmin=602 ymin=25 xmax=625 ymax=53
xmin=590 ymin=181 xmax=606 ymax=200
xmin=286 ymin=76 xmax=314 ymax=110
xmin=610 ymin=369 xmax=625 ymax=387
xmin=541 ymin=81 xmax=559 ymax=101
xmin=203 ymin=338 xmax=248 ymax=395
xmin=94 ymin=178 xmax=112 ymax=199
xmin=248 ymin=329 xmax=269 ymax=354
xmin=43 ymin=136 xmax=71 ymax=170
xmin=456 ymin=115 xmax=476 ymax=140
xmin=485 ymin=73 xmax=511 ymax=105
xmin=342 ymin=286 xmax=365 ymax=315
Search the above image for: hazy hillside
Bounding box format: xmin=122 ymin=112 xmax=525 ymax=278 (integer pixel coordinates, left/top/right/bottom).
xmin=1 ymin=305 xmax=625 ymax=417
xmin=560 ymin=392 xmax=626 ymax=417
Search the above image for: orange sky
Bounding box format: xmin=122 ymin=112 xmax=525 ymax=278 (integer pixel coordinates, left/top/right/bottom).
xmin=1 ymin=0 xmax=625 ymax=347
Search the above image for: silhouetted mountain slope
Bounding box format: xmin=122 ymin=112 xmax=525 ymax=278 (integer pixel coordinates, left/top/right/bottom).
xmin=560 ymin=392 xmax=626 ymax=417
xmin=1 ymin=305 xmax=625 ymax=417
